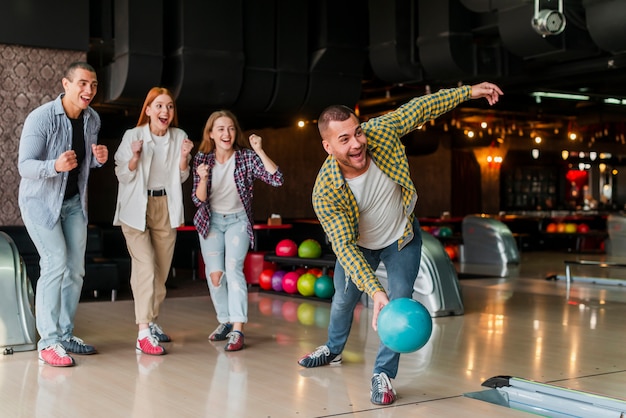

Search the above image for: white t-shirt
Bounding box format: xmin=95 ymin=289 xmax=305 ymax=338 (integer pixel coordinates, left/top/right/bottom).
xmin=209 ymin=154 xmax=245 ymax=214
xmin=147 ymin=131 xmax=169 ymax=190
xmin=346 ymin=160 xmax=407 ymax=249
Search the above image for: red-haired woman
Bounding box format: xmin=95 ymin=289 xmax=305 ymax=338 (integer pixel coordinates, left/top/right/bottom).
xmin=113 ymin=87 xmax=194 ymax=356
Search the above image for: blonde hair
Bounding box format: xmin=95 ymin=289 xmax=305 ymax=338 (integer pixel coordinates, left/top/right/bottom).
xmin=198 ymin=110 xmax=248 ymax=153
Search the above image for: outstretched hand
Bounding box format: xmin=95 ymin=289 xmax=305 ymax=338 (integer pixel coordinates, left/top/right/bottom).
xmin=470 ymin=82 xmax=503 ymax=106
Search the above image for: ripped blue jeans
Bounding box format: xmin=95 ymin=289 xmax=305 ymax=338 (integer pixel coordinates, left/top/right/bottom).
xmin=199 ymin=211 xmax=250 ymax=324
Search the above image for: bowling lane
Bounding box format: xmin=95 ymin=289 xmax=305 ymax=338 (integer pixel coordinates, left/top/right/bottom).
xmin=1 ymin=249 xmax=625 ymax=417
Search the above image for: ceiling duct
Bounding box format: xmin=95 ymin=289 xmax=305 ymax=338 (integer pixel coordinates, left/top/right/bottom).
xmin=235 ymin=2 xmax=277 ymax=112
xmin=102 ymin=0 xmax=164 ymax=105
xmin=264 ymin=2 xmax=309 ymax=113
xmin=368 ymin=0 xmax=423 ymax=83
xmin=300 ymin=0 xmax=366 ymax=118
xmin=458 ymin=0 xmax=495 ymax=13
xmin=416 ymin=0 xmax=475 ymax=79
xmin=584 ymin=0 xmax=626 ymax=53
xmin=163 ymin=1 xmax=244 ymax=108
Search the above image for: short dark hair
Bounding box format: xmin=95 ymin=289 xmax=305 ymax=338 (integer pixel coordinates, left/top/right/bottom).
xmin=65 ymin=62 xmax=96 ymax=80
xmin=318 ymin=105 xmax=357 ymax=137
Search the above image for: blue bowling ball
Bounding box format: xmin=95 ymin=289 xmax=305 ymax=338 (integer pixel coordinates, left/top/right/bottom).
xmin=377 ymin=298 xmax=432 ymax=353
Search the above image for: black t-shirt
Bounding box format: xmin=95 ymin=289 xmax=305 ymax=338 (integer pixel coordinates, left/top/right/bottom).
xmin=64 ymin=115 xmax=85 ymax=200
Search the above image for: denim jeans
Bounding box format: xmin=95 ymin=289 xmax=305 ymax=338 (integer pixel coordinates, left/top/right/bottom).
xmin=325 ymin=218 xmax=422 ymax=379
xmin=200 ymin=211 xmax=250 ymax=324
xmin=22 ymin=194 xmax=87 ymax=351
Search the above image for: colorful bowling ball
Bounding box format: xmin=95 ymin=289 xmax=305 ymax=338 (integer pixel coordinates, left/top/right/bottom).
xmin=271 ymin=270 xmax=286 ymax=292
xmin=275 ymin=239 xmax=298 ymax=257
xmin=307 ymin=267 xmax=323 ymax=277
xmin=298 ymin=239 xmax=322 ymax=258
xmin=377 ymin=298 xmax=433 ymax=353
xmin=546 ymin=222 xmax=557 ymax=233
xmin=314 ymin=274 xmax=334 ymax=299
xmin=444 ymin=245 xmax=457 ymax=261
xmin=564 ymin=223 xmax=578 ymax=233
xmin=294 ymin=267 xmax=308 ymax=276
xmin=258 ymin=268 xmax=275 ymax=291
xmin=297 ymin=273 xmax=317 ymax=296
xmin=438 ymin=226 xmax=453 ymax=237
xmin=281 ymin=271 xmax=300 ymax=294
xmin=577 ymin=223 xmax=590 ymax=233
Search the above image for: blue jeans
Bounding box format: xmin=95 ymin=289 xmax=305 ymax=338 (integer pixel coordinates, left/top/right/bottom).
xmin=22 ymin=194 xmax=87 ymax=351
xmin=199 ymin=211 xmax=250 ymax=324
xmin=326 ymin=218 xmax=422 ymax=378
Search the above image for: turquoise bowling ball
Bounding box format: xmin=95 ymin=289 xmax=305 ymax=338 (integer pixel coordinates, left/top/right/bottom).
xmin=438 ymin=226 xmax=453 ymax=237
xmin=314 ymin=274 xmax=334 ymax=299
xmin=297 ymin=273 xmax=317 ymax=296
xmin=377 ymin=298 xmax=432 ymax=353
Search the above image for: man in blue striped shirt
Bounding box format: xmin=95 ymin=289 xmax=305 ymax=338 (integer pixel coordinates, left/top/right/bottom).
xmin=298 ymin=82 xmax=503 ymax=405
xmin=18 ymin=62 xmax=108 ymax=367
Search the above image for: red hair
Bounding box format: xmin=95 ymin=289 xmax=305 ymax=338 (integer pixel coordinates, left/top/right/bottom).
xmin=136 ymin=87 xmax=179 ymax=127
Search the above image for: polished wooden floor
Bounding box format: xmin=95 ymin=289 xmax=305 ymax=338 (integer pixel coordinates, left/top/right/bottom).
xmin=2 ymin=251 xmax=626 ymax=418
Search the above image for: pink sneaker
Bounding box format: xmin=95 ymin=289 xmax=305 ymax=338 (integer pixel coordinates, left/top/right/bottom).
xmin=39 ymin=344 xmax=75 ymax=367
xmin=136 ymin=335 xmax=166 ymax=356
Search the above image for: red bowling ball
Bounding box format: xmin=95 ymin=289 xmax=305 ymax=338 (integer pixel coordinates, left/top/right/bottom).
xmin=275 ymin=239 xmax=298 ymax=257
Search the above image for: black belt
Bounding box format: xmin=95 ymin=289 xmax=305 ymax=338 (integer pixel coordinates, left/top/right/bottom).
xmin=147 ymin=189 xmax=166 ymax=197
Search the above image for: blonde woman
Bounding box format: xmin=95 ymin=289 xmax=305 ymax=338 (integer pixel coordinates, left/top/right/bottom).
xmin=192 ymin=110 xmax=283 ymax=351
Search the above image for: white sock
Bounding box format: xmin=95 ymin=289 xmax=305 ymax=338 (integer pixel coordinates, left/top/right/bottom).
xmin=138 ymin=328 xmax=151 ymax=340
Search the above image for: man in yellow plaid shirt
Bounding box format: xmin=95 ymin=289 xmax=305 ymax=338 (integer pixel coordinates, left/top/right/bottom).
xmin=298 ymin=82 xmax=503 ymax=405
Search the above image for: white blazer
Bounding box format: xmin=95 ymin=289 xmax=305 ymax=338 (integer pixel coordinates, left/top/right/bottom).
xmin=113 ymin=124 xmax=190 ymax=231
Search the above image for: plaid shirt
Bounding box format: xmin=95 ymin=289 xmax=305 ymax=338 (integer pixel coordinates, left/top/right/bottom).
xmin=312 ymin=86 xmax=471 ymax=297
xmin=191 ymin=148 xmax=284 ymax=247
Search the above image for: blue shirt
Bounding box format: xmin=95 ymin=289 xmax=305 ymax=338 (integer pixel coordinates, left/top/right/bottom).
xmin=18 ymin=94 xmax=101 ymax=229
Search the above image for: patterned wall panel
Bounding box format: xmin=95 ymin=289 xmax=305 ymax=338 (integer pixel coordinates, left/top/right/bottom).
xmin=0 ymin=44 xmax=84 ymax=225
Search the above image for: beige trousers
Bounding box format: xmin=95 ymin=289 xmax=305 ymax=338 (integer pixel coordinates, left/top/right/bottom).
xmin=121 ymin=196 xmax=177 ymax=324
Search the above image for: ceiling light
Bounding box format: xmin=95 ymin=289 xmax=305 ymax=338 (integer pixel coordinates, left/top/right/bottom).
xmin=531 ymin=149 xmax=539 ymax=159
xmin=531 ymin=92 xmax=590 ymax=102
xmin=603 ymin=98 xmax=626 ymax=105
xmin=532 ymin=0 xmax=566 ymax=37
